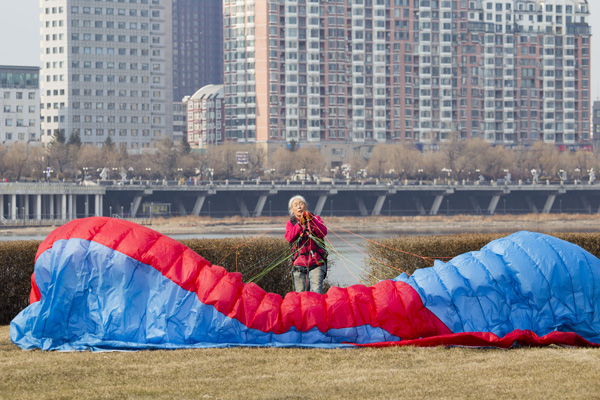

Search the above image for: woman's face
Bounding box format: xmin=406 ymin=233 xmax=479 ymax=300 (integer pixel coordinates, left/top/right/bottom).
xmin=292 ymin=199 xmax=307 ymax=219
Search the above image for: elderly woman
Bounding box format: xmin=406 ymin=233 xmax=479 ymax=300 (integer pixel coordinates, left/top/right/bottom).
xmin=284 ymin=195 xmax=328 ymax=294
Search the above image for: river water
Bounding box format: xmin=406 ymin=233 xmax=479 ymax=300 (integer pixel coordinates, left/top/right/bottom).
xmin=1 ymin=224 xmax=593 ymax=287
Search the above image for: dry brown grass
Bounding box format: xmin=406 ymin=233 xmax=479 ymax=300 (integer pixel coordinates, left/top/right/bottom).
xmin=2 ymin=325 xmax=599 ymax=399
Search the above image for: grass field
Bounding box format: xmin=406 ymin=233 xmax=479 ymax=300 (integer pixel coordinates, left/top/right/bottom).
xmin=2 ymin=326 xmax=599 ymax=399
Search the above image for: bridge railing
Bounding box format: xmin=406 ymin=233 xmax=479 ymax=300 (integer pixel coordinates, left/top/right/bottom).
xmin=2 ymin=178 xmax=597 ymax=189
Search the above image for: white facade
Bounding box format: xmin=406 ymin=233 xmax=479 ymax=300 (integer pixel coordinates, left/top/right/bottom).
xmin=0 ymin=66 xmax=41 ymax=144
xmin=185 ymin=84 xmax=224 ymax=149
xmin=39 ymin=0 xmax=173 ymax=151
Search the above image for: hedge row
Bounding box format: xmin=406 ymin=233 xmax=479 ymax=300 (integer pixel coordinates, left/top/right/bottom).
xmin=3 ymin=233 xmax=600 ymax=325
xmin=0 ymin=241 xmax=39 ymax=326
xmin=180 ymin=237 xmax=295 ymax=297
xmin=364 ymin=232 xmax=600 ymax=286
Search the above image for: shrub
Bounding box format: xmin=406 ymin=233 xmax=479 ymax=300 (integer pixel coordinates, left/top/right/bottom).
xmin=181 ymin=237 xmax=294 ymax=297
xmin=181 ymin=238 xmax=335 ymax=296
xmin=0 ymin=241 xmax=40 ymax=325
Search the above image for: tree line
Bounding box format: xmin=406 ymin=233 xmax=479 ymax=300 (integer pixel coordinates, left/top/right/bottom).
xmin=0 ymin=132 xmax=598 ymax=183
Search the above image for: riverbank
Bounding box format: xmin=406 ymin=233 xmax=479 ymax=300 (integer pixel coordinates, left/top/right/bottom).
xmin=1 ymin=214 xmax=600 ymax=238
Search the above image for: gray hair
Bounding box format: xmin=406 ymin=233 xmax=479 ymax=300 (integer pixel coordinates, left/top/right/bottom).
xmin=288 ymin=195 xmax=308 ymax=215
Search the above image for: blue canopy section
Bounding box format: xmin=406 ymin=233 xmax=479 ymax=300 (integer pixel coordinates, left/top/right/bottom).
xmin=395 ymin=231 xmax=600 ymax=342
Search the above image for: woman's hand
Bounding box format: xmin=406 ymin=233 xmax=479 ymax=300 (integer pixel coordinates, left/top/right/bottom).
xmin=300 ymin=211 xmax=313 ymax=224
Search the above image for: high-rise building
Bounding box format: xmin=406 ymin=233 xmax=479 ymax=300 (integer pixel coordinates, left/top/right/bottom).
xmin=223 ymin=0 xmax=591 ymax=153
xmin=172 ymin=0 xmax=223 ymax=102
xmin=0 ymin=66 xmax=41 ymax=144
xmin=172 ymin=100 xmax=188 ymax=143
xmin=40 ymin=0 xmax=173 ymax=152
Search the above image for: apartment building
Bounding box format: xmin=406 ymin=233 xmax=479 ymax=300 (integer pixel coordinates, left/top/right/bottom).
xmin=0 ymin=66 xmax=41 ymax=145
xmin=172 ymin=100 xmax=187 ymax=142
xmin=40 ymin=0 xmax=173 ymax=151
xmin=185 ymin=84 xmax=224 ymax=148
xmin=223 ymin=0 xmax=591 ymax=154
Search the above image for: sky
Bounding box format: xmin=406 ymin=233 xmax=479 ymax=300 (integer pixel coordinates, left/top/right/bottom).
xmin=0 ymin=0 xmax=599 ymax=100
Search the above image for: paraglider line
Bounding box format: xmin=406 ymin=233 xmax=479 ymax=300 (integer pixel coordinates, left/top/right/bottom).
xmin=325 ymin=227 xmax=405 ymax=282
xmin=215 ymin=225 xmax=281 ymax=267
xmin=326 ymin=221 xmax=440 ymax=263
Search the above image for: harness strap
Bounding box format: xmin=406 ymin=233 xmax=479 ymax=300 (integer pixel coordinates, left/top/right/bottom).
xmin=293 ymin=264 xmax=323 ymax=272
xmin=291 ymin=244 xmax=326 ymax=265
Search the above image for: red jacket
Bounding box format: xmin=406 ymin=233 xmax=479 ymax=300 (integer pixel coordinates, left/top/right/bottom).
xmin=285 ymin=215 xmax=327 ymax=267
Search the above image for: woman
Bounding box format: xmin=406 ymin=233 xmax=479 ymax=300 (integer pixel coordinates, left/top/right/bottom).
xmin=284 ymin=195 xmax=328 ymax=293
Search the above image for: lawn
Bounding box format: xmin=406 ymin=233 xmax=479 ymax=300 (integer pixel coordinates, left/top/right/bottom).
xmin=2 ymin=325 xmax=599 ymax=399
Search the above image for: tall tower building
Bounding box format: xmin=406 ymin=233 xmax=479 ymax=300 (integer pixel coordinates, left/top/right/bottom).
xmin=40 ymin=0 xmax=173 ymax=151
xmin=172 ymin=0 xmax=223 ymax=102
xmin=223 ymin=0 xmax=591 ymax=151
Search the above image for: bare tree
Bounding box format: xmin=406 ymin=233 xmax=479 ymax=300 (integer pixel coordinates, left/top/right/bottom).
xmin=390 ymin=144 xmax=421 ymax=179
xmin=172 ymin=151 xmax=199 ymax=181
xmin=572 ymin=149 xmax=597 ymax=181
xmin=4 ymin=138 xmax=600 ymax=186
xmin=530 ymin=142 xmax=560 ymax=179
xmin=127 ymin=154 xmax=150 ymax=180
xmin=206 ymin=143 xmax=244 ymax=180
xmin=512 ymin=146 xmax=533 ymax=181
xmin=271 ymin=147 xmax=296 ymax=179
xmin=247 ymin=146 xmax=266 ymax=178
xmin=27 ymin=146 xmax=47 ymax=182
xmin=456 ymin=139 xmax=492 ymax=179
xmin=295 ymin=146 xmax=326 ymax=179
xmin=182 ymin=150 xmax=209 ymax=181
xmin=4 ymin=143 xmax=33 ymax=181
xmin=74 ymin=145 xmax=103 ymax=180
xmin=0 ymin=144 xmax=8 ymax=180
xmin=483 ymin=145 xmax=514 ymax=180
xmin=439 ymin=131 xmax=463 ymax=178
xmin=346 ymin=153 xmax=367 ymax=178
xmin=366 ymin=144 xmax=392 ymax=178
xmin=151 ymin=138 xmax=178 ymax=179
xmin=419 ymin=150 xmax=444 ymax=180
